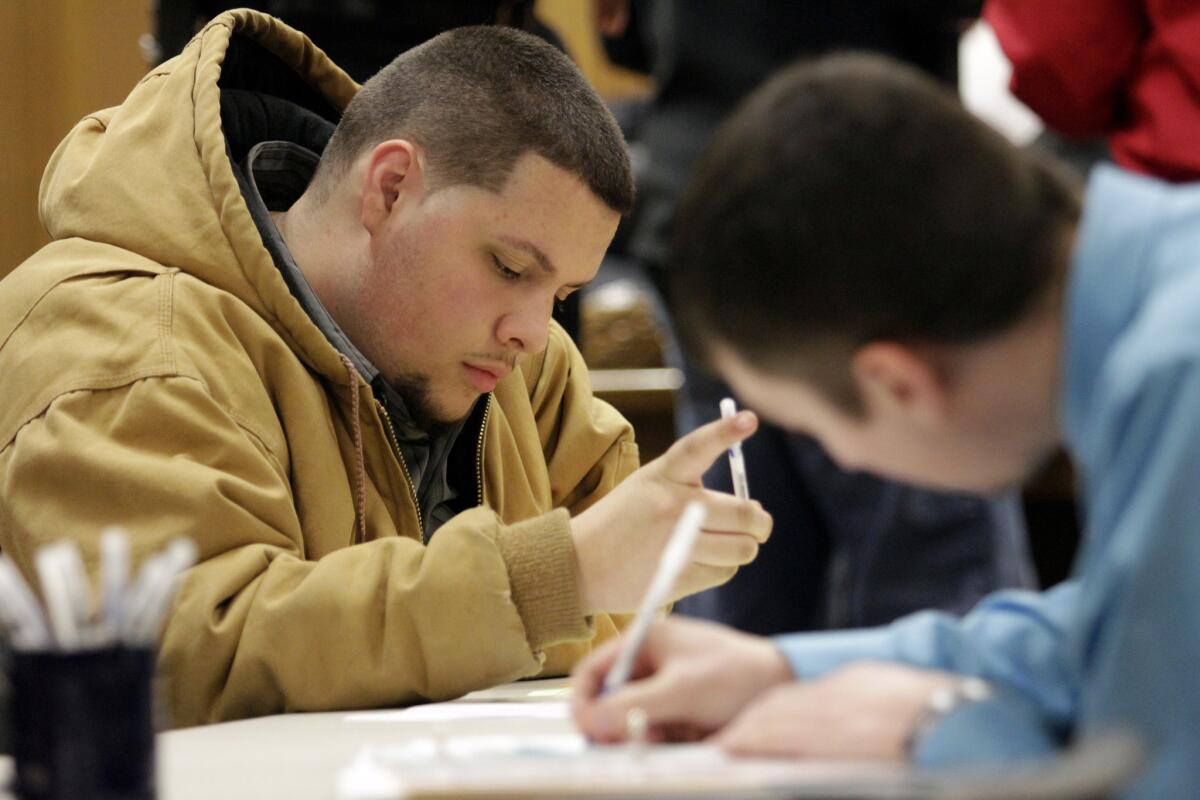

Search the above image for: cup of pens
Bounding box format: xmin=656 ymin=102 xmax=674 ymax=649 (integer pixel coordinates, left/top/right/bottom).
xmin=0 ymin=529 xmax=196 ymax=800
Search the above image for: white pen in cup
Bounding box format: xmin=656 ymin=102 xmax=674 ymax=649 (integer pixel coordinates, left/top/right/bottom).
xmin=603 ymin=501 xmax=707 ymax=694
xmin=52 ymin=540 xmax=98 ymax=647
xmin=0 ymin=555 xmax=51 ymax=650
xmin=100 ymin=526 xmax=130 ymax=643
xmin=34 ymin=542 xmax=86 ymax=651
xmin=125 ymin=537 xmax=197 ymax=645
xmin=720 ymin=398 xmax=751 ymax=500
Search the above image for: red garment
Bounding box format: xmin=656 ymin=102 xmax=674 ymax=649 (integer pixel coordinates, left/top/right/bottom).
xmin=984 ymin=0 xmax=1200 ymax=182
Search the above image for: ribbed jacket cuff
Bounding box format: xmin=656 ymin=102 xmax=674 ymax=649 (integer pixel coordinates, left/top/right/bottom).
xmin=495 ymin=508 xmax=592 ymax=652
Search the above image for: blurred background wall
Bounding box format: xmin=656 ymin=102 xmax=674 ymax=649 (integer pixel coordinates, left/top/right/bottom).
xmin=0 ymin=2 xmax=153 ymax=279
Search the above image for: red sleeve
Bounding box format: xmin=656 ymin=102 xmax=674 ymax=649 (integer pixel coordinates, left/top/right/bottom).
xmin=983 ymin=0 xmax=1148 ymax=138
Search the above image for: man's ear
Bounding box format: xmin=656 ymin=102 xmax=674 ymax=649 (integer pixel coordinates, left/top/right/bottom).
xmin=360 ymin=140 xmax=423 ymax=236
xmin=851 ymin=341 xmax=949 ymax=427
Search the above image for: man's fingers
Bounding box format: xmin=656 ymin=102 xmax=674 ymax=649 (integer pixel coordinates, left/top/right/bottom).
xmin=716 ymin=715 xmax=809 ymax=757
xmin=576 ymin=670 xmax=703 ymax=742
xmin=713 ymin=690 xmax=803 ymax=756
xmin=658 ymin=411 xmax=757 ymax=486
xmin=571 ymin=624 xmax=675 ymax=736
xmin=661 ymin=722 xmax=708 ymax=743
xmin=569 ymin=636 xmax=623 ymax=709
xmin=699 ymin=490 xmax=772 ymax=542
xmin=690 ymin=531 xmax=760 ymax=568
xmin=672 ymin=562 xmax=738 ymax=600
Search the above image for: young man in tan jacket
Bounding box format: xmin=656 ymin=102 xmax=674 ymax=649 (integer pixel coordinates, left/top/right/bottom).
xmin=0 ymin=9 xmax=770 ymax=727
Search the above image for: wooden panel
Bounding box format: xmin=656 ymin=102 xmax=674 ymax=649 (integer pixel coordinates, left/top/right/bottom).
xmin=592 ymin=368 xmax=680 ymax=462
xmin=1 ymin=0 xmax=151 ymax=278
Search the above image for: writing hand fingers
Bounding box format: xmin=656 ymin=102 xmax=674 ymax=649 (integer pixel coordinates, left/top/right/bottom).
xmin=697 ymin=489 xmax=772 ymax=542
xmin=690 ymin=531 xmax=760 ymax=568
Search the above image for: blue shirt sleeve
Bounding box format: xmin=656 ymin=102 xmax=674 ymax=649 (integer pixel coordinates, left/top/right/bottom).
xmin=912 ymin=690 xmax=1061 ymax=766
xmin=1066 ymin=354 xmax=1200 ymax=798
xmin=774 ymin=580 xmax=1080 ymax=727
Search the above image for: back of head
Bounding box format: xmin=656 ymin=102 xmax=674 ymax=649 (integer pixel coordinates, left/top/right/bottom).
xmin=314 ymin=25 xmax=634 ymax=214
xmin=672 ymin=52 xmax=1080 ymax=412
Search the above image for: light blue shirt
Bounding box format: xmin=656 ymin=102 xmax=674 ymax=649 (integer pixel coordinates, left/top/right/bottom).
xmin=774 ymin=165 xmax=1200 ymax=798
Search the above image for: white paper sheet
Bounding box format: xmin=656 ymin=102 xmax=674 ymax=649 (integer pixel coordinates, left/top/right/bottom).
xmin=343 ymin=702 xmax=569 ymax=723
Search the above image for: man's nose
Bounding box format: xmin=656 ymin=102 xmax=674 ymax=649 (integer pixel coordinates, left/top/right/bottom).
xmin=496 ymin=295 xmax=553 ymax=354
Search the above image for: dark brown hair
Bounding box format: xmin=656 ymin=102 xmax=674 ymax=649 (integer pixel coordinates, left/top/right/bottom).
xmin=672 ymin=52 xmax=1081 ymax=413
xmin=314 ymin=25 xmax=634 ymax=214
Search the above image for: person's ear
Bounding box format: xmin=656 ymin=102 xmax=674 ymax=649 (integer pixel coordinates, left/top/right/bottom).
xmin=851 ymin=342 xmax=949 ymax=427
xmin=360 ymin=140 xmax=424 ymax=236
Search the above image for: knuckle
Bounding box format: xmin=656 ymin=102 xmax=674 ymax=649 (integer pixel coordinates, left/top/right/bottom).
xmin=684 ymin=437 xmax=709 ymax=467
xmin=760 ymin=511 xmax=774 ymax=539
xmin=652 ymin=491 xmax=677 ymax=520
xmin=671 ymin=432 xmax=700 ymax=461
xmin=738 ymin=501 xmax=756 ymax=532
xmin=737 ymin=538 xmax=759 ymax=564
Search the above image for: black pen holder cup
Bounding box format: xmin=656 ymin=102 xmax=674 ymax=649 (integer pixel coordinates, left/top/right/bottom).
xmin=10 ymin=646 xmax=156 ymax=800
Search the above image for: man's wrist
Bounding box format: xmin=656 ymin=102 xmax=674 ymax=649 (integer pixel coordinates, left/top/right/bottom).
xmin=905 ymin=675 xmax=994 ymax=759
xmin=569 ymin=510 xmax=600 ymax=614
xmin=497 ymin=509 xmax=592 ymax=648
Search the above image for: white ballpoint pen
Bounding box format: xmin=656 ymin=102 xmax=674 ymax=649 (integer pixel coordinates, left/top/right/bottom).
xmin=720 ymin=398 xmax=751 ymax=500
xmin=603 ymin=501 xmax=706 ymax=694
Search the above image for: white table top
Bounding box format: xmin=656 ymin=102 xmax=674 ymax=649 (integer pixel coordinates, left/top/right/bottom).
xmin=5 ymin=677 xmax=1144 ymax=800
xmin=159 ymin=679 xmax=575 ymax=800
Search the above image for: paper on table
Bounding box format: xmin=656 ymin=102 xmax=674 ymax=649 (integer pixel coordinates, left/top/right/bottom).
xmin=336 ymin=733 xmax=1146 ymax=800
xmin=344 ymin=702 xmax=569 ymax=723
xmin=458 ymin=678 xmax=570 ymax=703
xmin=336 ymin=734 xmax=587 ymax=800
xmin=336 ymin=739 xmax=915 ymax=800
xmin=366 ymin=733 xmax=586 ymax=760
xmin=458 ymin=681 xmax=571 ymax=705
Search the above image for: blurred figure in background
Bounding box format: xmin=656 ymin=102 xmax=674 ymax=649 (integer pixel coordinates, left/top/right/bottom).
xmin=152 ymin=1 xmax=545 ymax=80
xmin=599 ymin=0 xmax=1036 ymax=635
xmin=986 ymin=0 xmax=1200 ymax=183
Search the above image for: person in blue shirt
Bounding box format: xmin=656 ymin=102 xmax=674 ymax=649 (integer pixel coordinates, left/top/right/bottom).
xmin=571 ymin=52 xmax=1200 ymax=797
xmin=605 ymin=0 xmax=1036 ymax=639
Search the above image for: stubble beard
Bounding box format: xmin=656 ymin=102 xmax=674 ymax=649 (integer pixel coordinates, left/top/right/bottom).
xmin=387 ymin=370 xmax=461 ymax=433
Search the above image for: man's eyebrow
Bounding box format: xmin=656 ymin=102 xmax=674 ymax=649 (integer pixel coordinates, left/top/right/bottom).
xmin=498 ymin=235 xmax=593 ymax=289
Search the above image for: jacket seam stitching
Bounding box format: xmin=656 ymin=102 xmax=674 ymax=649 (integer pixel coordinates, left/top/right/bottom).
xmin=165 ymin=372 xmax=288 ymax=478
xmin=0 ymin=274 xmax=85 ymax=352
xmin=1 ymin=253 xmax=173 ymax=351
xmin=159 ymin=272 xmax=177 ymax=371
xmin=2 ymin=368 xmax=183 ymax=447
xmin=1 ymin=372 xmax=286 ymax=479
xmin=222 ymin=406 xmax=288 ymax=479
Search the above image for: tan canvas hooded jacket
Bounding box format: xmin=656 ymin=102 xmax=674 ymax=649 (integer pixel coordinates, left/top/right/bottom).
xmin=0 ymin=10 xmax=637 ymax=727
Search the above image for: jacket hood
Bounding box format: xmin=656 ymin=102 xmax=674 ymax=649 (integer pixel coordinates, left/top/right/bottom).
xmin=37 ymin=9 xmax=359 ymax=380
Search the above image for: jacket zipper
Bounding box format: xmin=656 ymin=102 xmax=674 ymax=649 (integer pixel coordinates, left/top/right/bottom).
xmin=376 ymin=400 xmax=424 ymax=543
xmin=475 ymin=395 xmax=492 ymax=507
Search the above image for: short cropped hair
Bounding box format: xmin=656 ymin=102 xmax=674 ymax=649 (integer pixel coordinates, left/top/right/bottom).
xmin=314 ymin=25 xmax=634 ymax=214
xmin=671 ymin=52 xmax=1081 ymax=413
